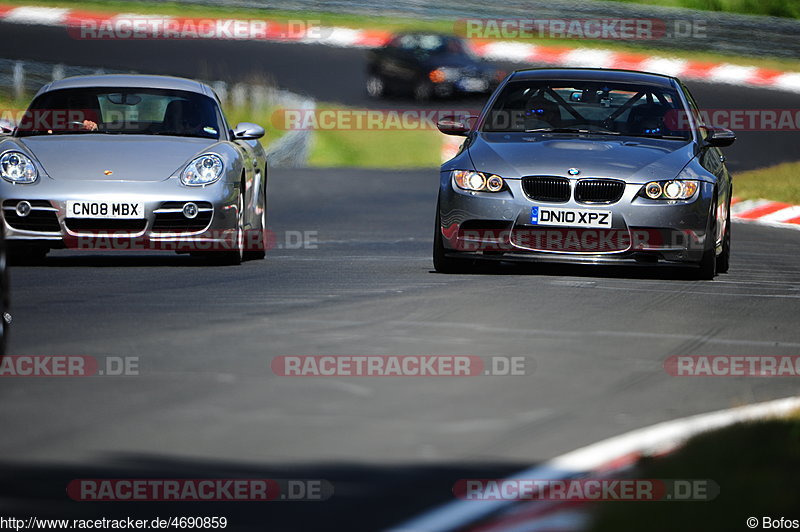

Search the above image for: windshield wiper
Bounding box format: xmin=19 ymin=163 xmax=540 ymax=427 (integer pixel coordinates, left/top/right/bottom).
xmin=525 ymin=128 xmax=620 ymax=135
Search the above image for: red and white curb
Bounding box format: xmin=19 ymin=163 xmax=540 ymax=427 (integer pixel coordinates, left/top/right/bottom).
xmin=732 ymin=197 xmax=800 ymax=229
xmin=441 ymin=136 xmax=463 ymax=162
xmin=2 ymin=5 xmax=800 ymax=94
xmin=388 ymin=396 xmax=800 ymax=532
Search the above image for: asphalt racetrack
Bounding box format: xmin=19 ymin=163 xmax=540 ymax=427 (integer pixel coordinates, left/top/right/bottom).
xmin=1 ymin=21 xmax=799 ymax=532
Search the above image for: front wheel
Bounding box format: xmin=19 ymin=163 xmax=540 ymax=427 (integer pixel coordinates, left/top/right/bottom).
xmin=695 ymin=246 xmax=716 ymax=280
xmin=695 ymin=193 xmax=719 ymax=280
xmin=216 ymin=188 xmax=244 ymax=265
xmin=433 ymin=211 xmax=473 ymax=273
xmin=243 ymin=178 xmax=267 ymax=261
xmin=413 ymin=80 xmax=434 ymax=102
xmin=716 ymin=206 xmax=731 ymax=274
xmin=366 ymin=75 xmax=385 ymax=98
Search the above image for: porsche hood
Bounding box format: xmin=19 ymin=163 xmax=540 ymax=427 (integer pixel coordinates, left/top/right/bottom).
xmin=17 ymin=135 xmax=217 ymax=182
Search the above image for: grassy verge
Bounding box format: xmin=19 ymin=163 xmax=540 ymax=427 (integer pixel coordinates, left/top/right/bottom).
xmin=305 ymin=105 xmax=440 ymax=168
xmin=309 ymin=128 xmax=440 ymax=168
xmin=5 ymin=0 xmax=800 ymax=73
xmin=734 ymin=161 xmax=800 ymax=204
xmin=588 ymin=411 xmax=800 ymax=532
xmin=606 ymin=0 xmax=800 ymax=19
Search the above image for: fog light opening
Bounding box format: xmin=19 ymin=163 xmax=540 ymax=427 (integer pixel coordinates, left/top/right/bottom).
xmin=15 ymin=200 xmax=32 ymax=217
xmin=182 ymin=202 xmax=199 ymax=219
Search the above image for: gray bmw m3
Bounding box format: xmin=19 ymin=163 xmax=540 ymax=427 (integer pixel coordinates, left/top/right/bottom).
xmin=1 ymin=74 xmax=268 ymax=265
xmin=434 ymin=68 xmax=736 ymax=279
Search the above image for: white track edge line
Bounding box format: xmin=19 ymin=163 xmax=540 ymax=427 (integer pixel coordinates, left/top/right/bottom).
xmin=387 ymin=395 xmax=800 ymax=532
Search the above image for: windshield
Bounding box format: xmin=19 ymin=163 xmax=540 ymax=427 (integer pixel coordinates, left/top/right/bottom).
xmin=393 ymin=34 xmax=473 ymax=57
xmin=16 ymin=87 xmax=224 ymax=139
xmin=481 ymin=79 xmax=692 ymax=140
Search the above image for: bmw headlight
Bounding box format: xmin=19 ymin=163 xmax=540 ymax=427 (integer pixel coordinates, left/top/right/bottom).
xmin=642 ymin=180 xmax=698 ymax=200
xmin=452 ymin=170 xmax=505 ymax=192
xmin=0 ymin=151 xmax=37 ymax=184
xmin=181 ymin=154 xmax=224 ymax=186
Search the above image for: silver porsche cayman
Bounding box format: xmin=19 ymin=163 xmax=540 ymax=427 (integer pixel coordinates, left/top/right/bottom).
xmin=0 ymin=74 xmax=268 ymax=265
xmin=435 ymin=68 xmax=736 ymax=279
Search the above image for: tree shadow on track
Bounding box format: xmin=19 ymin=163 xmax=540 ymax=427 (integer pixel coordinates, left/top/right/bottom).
xmin=430 ymin=261 xmax=709 ymax=281
xmin=9 ymin=254 xmax=245 ymax=268
xmin=0 ymin=455 xmax=528 ymax=532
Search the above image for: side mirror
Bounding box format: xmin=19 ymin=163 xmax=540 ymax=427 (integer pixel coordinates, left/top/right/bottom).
xmin=705 ymin=127 xmax=735 ymax=147
xmin=0 ymin=119 xmax=14 ymax=136
xmin=436 ymin=115 xmax=476 ymax=137
xmin=232 ymin=122 xmax=265 ymax=140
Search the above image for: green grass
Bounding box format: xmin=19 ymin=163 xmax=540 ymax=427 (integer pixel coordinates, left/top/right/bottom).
xmin=309 ymin=125 xmax=440 ymax=168
xmin=8 ymin=0 xmax=800 ymax=72
xmin=605 ymin=0 xmax=800 ymax=19
xmin=587 ymin=415 xmax=800 ymax=532
xmin=734 ymin=161 xmax=800 ymax=204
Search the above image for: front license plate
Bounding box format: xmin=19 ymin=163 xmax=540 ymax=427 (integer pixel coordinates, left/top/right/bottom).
xmin=457 ymin=78 xmax=488 ymax=92
xmin=67 ymin=201 xmax=145 ymax=219
xmin=531 ymin=206 xmax=612 ymax=228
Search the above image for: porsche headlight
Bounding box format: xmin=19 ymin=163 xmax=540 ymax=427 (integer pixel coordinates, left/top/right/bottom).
xmin=0 ymin=151 xmax=37 ymax=184
xmin=452 ymin=170 xmax=504 ymax=193
xmin=181 ymin=154 xmax=224 ymax=186
xmin=641 ymin=180 xmax=698 ymax=200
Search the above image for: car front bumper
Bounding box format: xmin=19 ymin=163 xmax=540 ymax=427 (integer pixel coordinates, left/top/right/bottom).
xmin=1 ymin=178 xmax=241 ymax=252
xmin=438 ymin=173 xmax=714 ymax=265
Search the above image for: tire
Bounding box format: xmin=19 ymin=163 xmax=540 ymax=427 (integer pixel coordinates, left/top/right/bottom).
xmin=696 ymin=246 xmax=717 ymax=280
xmin=413 ymin=80 xmax=434 ymax=102
xmin=716 ymin=203 xmax=731 ymax=274
xmin=366 ymin=75 xmax=385 ymax=99
xmin=217 ymin=186 xmax=244 ymax=266
xmin=695 ymin=192 xmax=718 ymax=280
xmin=433 ymin=211 xmax=473 ymax=274
xmin=243 ymin=176 xmax=267 ymax=261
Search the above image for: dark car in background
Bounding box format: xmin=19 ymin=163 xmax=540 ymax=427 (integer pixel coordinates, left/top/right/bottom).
xmin=366 ymin=32 xmax=505 ymax=101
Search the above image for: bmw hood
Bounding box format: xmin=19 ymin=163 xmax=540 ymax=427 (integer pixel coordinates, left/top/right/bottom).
xmin=467 ymin=133 xmax=696 ymax=183
xmin=18 ymin=135 xmax=218 ymax=182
